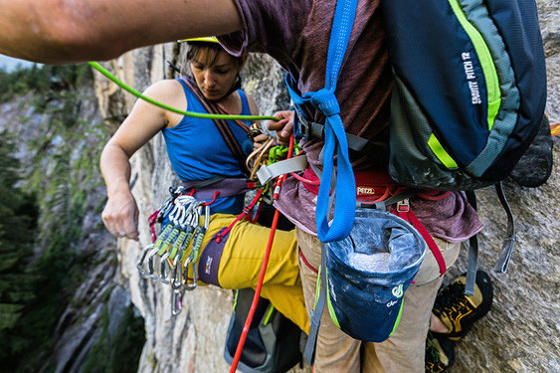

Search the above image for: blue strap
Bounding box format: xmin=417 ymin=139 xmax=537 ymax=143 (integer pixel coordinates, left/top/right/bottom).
xmin=285 ymin=0 xmax=358 ymax=242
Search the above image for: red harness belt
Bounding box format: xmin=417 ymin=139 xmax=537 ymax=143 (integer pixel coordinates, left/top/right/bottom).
xmin=300 ymin=167 xmax=448 ymax=276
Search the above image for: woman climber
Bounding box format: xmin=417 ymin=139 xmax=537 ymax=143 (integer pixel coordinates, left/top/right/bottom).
xmin=99 ymin=37 xmax=308 ymax=333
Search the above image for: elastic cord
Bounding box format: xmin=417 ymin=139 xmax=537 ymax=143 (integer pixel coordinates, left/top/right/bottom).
xmin=88 ymin=62 xmax=280 ymax=122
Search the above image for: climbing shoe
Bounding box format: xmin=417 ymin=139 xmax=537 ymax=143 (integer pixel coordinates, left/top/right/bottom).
xmin=425 ymin=331 xmax=455 ymax=373
xmin=432 ymin=270 xmax=493 ymax=341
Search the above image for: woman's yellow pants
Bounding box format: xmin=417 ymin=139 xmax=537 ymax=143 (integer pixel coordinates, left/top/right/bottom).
xmin=194 ymin=213 xmax=309 ymax=333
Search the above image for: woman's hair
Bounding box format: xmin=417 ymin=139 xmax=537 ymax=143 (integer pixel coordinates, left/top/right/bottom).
xmin=182 ymin=42 xmax=243 ymax=96
xmin=186 ymin=42 xmax=241 ymax=67
xmin=182 ymin=42 xmax=244 ymax=72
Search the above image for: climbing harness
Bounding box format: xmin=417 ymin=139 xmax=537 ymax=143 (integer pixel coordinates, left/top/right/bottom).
xmin=135 ymin=131 xmax=296 ymax=318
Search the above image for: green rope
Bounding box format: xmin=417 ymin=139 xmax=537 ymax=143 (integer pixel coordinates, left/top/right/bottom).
xmin=88 ymin=61 xmax=280 ymax=122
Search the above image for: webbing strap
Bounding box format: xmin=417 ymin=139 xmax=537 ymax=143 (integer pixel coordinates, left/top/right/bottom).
xmin=183 ymin=176 xmax=224 ymax=189
xmin=255 ymin=155 xmax=308 ymax=185
xmin=294 ymin=105 xmax=388 ymax=155
xmin=303 ymin=242 xmax=328 ymax=365
xmin=494 ymin=182 xmax=516 ymax=273
xmin=464 ymin=191 xmax=479 ymax=296
xmin=180 ymin=178 xmax=252 ymax=200
xmin=397 ymin=208 xmax=446 ymax=276
xmin=285 ymin=0 xmax=358 ymax=242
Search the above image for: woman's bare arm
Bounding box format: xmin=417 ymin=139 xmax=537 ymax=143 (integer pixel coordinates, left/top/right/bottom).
xmin=100 ymin=79 xmax=182 ymax=239
xmin=0 ymin=0 xmax=242 ymax=63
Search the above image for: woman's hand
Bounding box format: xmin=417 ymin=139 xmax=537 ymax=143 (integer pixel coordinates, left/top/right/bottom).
xmin=266 ymin=111 xmax=294 ymax=145
xmin=101 ymin=188 xmax=139 ymax=241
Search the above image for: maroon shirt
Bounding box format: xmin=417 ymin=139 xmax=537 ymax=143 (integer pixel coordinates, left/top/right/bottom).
xmin=219 ymin=0 xmax=483 ymax=241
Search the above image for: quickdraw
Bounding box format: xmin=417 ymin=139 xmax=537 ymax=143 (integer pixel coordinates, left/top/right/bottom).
xmin=137 ymin=183 xmax=264 ymax=317
xmin=137 ymin=188 xmax=210 ymax=315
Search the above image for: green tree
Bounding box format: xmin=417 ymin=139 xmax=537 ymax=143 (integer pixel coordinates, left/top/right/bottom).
xmin=0 ymin=133 xmax=39 ymax=362
xmin=0 ymin=63 xmax=93 ymax=103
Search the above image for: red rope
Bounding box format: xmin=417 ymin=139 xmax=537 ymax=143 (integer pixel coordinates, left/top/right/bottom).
xmin=290 ymin=171 xmax=321 ymax=185
xmin=229 ymin=209 xmax=280 ymax=373
xmin=216 ymin=189 xmax=263 ymax=243
xmin=229 ymin=134 xmax=295 ymax=373
xmin=200 ymin=190 xmax=220 ymax=206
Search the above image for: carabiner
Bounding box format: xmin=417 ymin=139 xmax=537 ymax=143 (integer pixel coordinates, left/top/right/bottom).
xmin=183 ymin=204 xmax=210 ymax=291
xmin=158 ymin=250 xmax=172 ymax=284
xmin=156 ymin=195 xmax=175 ymax=223
xmin=138 ymin=244 xmax=160 ymax=278
xmin=171 ymin=287 xmax=185 ymax=316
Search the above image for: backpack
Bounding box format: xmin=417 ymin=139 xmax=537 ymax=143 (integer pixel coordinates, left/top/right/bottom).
xmin=382 ymin=0 xmax=548 ymax=191
xmin=380 ymin=0 xmax=550 ymax=292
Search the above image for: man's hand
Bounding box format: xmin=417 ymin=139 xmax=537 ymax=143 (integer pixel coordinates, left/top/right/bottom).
xmin=101 ymin=188 xmax=139 ymax=241
xmin=252 ymin=133 xmax=270 ymax=150
xmin=266 ymin=111 xmax=294 ymax=145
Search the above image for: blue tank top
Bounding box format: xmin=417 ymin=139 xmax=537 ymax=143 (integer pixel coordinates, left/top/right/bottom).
xmin=162 ymin=79 xmax=253 ymax=214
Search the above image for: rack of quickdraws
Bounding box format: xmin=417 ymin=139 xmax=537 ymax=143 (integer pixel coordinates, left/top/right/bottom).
xmin=137 ymin=186 xmax=210 ymax=316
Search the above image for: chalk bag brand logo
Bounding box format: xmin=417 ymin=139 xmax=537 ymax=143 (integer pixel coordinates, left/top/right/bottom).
xmin=392 ymin=284 xmax=404 ymax=298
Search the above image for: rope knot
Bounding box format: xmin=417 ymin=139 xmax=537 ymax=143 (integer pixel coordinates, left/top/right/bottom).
xmin=310 ymin=88 xmax=340 ymax=117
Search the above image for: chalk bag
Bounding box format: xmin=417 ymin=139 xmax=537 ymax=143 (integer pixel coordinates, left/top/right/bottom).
xmin=320 ymin=208 xmax=426 ymax=342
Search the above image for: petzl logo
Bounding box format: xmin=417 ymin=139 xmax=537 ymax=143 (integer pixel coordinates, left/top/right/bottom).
xmin=357 ymin=187 xmax=376 ymax=196
xmin=392 ymin=284 xmax=404 ymax=298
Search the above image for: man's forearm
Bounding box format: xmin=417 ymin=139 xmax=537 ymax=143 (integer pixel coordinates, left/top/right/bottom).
xmin=0 ymin=0 xmax=243 ymax=63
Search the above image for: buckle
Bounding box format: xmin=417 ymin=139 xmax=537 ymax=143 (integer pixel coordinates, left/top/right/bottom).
xmin=396 ymin=199 xmax=410 ymax=213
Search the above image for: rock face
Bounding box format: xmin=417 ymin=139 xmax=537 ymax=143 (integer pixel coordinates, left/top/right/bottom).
xmin=0 ymin=83 xmax=142 ymax=372
xmin=94 ymin=3 xmax=560 ymax=372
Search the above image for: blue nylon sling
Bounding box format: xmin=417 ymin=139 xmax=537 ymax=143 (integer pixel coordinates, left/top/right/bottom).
xmin=285 ymin=0 xmax=358 ymax=242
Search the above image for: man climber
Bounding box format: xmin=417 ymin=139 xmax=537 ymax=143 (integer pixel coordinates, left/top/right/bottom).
xmin=0 ymin=1 xmax=493 ymax=371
